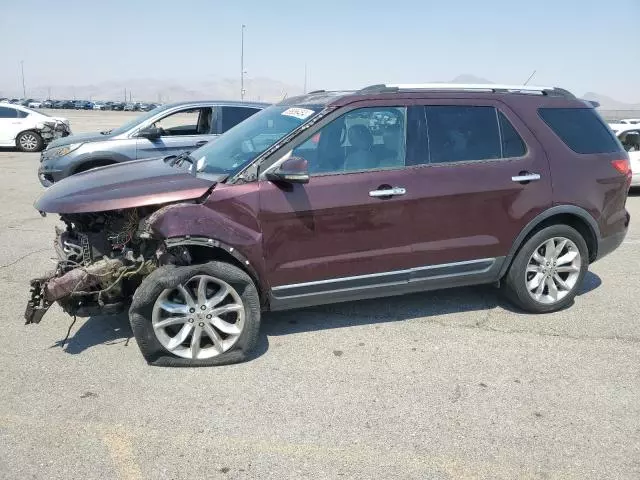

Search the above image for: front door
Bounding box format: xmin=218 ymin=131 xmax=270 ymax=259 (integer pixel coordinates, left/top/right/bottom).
xmin=259 ymin=105 xmax=416 ymax=296
xmin=135 ymin=107 xmax=216 ymax=159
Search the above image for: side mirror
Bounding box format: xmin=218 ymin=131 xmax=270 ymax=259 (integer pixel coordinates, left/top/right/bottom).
xmin=266 ymin=156 xmax=310 ymax=184
xmin=138 ymin=126 xmax=162 ymax=139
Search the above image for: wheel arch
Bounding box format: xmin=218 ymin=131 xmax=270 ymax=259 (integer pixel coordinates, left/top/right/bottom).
xmin=163 ymin=237 xmax=269 ymax=310
xmin=499 ymin=205 xmax=600 ymax=278
xmin=72 ymin=158 xmax=118 ymax=174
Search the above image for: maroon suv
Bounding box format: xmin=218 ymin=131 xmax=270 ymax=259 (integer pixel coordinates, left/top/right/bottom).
xmin=26 ymin=84 xmax=632 ymax=367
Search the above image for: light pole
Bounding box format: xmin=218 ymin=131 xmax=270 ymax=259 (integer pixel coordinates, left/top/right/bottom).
xmin=20 ymin=61 xmax=26 ymax=98
xmin=304 ymin=63 xmax=308 ymax=94
xmin=240 ymin=24 xmax=246 ymax=100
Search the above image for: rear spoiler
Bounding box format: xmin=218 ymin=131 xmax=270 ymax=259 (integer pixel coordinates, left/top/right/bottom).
xmin=584 ymin=99 xmax=600 ymax=108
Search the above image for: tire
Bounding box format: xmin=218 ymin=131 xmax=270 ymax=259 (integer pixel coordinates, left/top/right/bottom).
xmin=16 ymin=131 xmax=44 ymax=152
xmin=129 ymin=262 xmax=261 ymax=367
xmin=503 ymin=224 xmax=588 ymax=313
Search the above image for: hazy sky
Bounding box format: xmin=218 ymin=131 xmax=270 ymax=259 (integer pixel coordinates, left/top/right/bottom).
xmin=1 ymin=0 xmax=639 ymax=101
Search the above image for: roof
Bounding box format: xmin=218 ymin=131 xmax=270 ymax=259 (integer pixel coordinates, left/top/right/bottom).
xmin=277 ymin=84 xmax=579 ymax=109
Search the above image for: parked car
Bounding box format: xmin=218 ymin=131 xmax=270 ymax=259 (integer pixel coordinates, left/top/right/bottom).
xmin=54 ymin=100 xmax=75 ymax=109
xmin=27 ymin=84 xmax=631 ymax=367
xmin=38 ymin=100 xmax=267 ymax=186
xmin=613 ymin=125 xmax=640 ymax=187
xmin=28 ymin=101 xmax=43 ymax=108
xmin=92 ymin=102 xmax=110 ymax=110
xmin=110 ymin=102 xmax=125 ymax=111
xmin=0 ymin=103 xmax=70 ymax=152
xmin=124 ymin=102 xmax=140 ymax=111
xmin=0 ymin=98 xmax=9 ymax=103
xmin=138 ymin=103 xmax=154 ymax=112
xmin=618 ymin=118 xmax=640 ymax=125
xmin=74 ymin=100 xmax=93 ymax=110
xmin=42 ymin=100 xmax=55 ymax=108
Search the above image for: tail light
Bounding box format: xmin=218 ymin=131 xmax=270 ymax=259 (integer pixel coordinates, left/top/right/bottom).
xmin=611 ymin=159 xmax=631 ymax=176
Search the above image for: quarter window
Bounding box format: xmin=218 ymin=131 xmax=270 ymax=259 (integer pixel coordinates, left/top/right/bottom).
xmin=538 ymin=108 xmax=622 ymax=154
xmin=294 ymin=107 xmax=407 ymax=175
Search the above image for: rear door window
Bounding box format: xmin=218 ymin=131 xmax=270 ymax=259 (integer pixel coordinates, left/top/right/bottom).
xmin=221 ymin=107 xmax=261 ymax=133
xmin=426 ymin=106 xmax=502 ymax=163
xmin=538 ymin=107 xmax=622 ymax=154
xmin=0 ymin=106 xmax=17 ymax=118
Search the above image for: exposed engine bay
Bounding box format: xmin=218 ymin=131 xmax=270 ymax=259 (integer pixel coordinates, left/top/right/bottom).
xmin=25 ymin=207 xmax=162 ymax=323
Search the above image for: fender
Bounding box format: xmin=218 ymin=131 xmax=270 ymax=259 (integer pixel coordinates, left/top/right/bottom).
xmin=147 ymin=200 xmax=267 ymax=295
xmin=499 ymin=205 xmax=601 ymax=278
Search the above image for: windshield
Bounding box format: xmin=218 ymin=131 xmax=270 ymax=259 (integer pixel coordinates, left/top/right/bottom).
xmin=107 ymin=104 xmax=167 ymax=135
xmin=194 ymin=105 xmax=322 ymax=175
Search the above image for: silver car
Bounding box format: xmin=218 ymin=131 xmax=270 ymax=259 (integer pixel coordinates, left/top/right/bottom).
xmin=38 ymin=100 xmax=267 ymax=186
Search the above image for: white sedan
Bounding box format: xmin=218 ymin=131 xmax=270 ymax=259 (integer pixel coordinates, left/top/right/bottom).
xmin=614 ymin=125 xmax=640 ymax=187
xmin=0 ymin=103 xmax=70 ymax=152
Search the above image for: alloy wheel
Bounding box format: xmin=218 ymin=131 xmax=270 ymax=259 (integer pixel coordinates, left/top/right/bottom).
xmin=19 ymin=133 xmax=38 ymax=151
xmin=152 ymin=275 xmax=245 ymax=360
xmin=525 ymin=237 xmax=582 ymax=305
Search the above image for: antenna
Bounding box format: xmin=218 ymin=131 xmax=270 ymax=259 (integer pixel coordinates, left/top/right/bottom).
xmin=523 ymin=70 xmax=537 ymax=86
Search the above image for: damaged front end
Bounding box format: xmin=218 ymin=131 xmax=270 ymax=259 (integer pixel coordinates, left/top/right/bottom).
xmin=37 ymin=120 xmax=71 ymax=144
xmin=25 ymin=208 xmax=159 ymax=324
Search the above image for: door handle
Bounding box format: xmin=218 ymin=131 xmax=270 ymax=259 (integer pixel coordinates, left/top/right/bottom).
xmin=369 ymin=187 xmax=406 ymax=198
xmin=511 ymin=173 xmax=541 ymax=183
xmin=195 ymin=140 xmax=208 ymax=147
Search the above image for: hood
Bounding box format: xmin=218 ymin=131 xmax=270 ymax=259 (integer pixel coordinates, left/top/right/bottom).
xmin=46 ymin=131 xmax=108 ymax=149
xmin=34 ymin=158 xmax=222 ymax=214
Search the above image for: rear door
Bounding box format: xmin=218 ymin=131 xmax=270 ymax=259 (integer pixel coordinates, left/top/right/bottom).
xmin=135 ymin=107 xmax=216 ymax=159
xmin=0 ymin=106 xmax=23 ymax=144
xmin=403 ymin=101 xmax=552 ymax=268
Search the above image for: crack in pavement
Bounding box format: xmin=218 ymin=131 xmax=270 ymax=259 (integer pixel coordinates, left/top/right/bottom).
xmin=0 ymin=248 xmax=50 ymax=269
xmin=419 ymin=316 xmax=640 ymax=345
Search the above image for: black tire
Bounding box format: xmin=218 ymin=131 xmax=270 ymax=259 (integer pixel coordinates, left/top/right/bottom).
xmin=16 ymin=130 xmax=44 ymax=152
xmin=502 ymin=224 xmax=589 ymax=313
xmin=129 ymin=262 xmax=261 ymax=367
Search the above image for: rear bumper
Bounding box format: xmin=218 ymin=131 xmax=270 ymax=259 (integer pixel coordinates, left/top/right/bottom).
xmin=595 ymin=211 xmax=629 ymax=261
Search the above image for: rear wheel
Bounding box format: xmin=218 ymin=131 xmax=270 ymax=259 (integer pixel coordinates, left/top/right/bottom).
xmin=503 ymin=224 xmax=588 ymax=313
xmin=129 ymin=262 xmax=261 ymax=367
xmin=16 ymin=131 xmax=44 ymax=152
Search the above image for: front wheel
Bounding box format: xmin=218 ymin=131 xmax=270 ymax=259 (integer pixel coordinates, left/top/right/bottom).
xmin=16 ymin=131 xmax=44 ymax=152
xmin=503 ymin=225 xmax=588 ymax=313
xmin=129 ymin=262 xmax=261 ymax=367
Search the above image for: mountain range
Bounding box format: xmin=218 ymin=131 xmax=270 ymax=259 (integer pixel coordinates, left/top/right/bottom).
xmin=4 ymin=74 xmax=638 ymax=110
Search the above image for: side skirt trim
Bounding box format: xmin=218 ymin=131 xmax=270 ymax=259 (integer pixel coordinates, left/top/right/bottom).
xmin=269 ymin=257 xmax=503 ymax=311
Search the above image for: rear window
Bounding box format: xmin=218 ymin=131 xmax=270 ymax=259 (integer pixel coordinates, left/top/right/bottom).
xmin=538 ymin=108 xmax=622 ymax=154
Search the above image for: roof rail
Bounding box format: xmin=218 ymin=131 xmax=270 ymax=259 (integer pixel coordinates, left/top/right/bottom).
xmin=359 ymin=83 xmax=575 ymax=98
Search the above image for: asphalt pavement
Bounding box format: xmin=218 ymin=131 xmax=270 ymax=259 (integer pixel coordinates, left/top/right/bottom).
xmin=0 ymin=110 xmax=639 ymax=479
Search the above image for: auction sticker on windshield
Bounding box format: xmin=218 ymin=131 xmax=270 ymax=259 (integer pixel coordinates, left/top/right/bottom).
xmin=281 ymin=107 xmax=315 ymax=120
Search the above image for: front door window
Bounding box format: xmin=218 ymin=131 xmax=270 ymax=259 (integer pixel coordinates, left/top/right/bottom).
xmin=152 ymin=108 xmax=212 ymax=136
xmin=292 ymin=106 xmax=407 ymax=174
